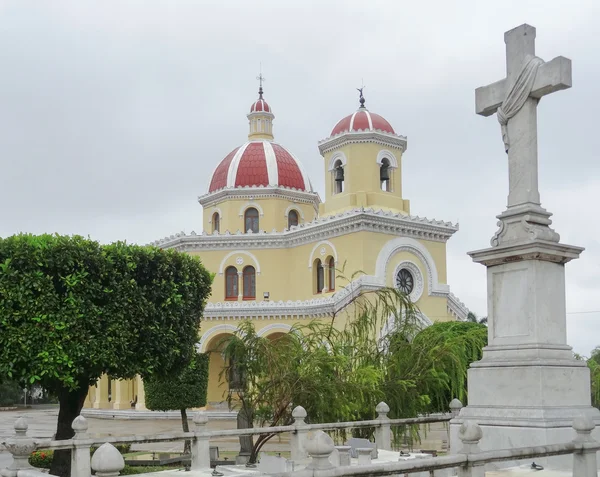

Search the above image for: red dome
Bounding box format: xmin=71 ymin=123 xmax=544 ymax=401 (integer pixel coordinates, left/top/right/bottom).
xmin=250 ymin=98 xmax=271 ymax=113
xmin=331 ymin=109 xmax=395 ymax=136
xmin=208 ymin=141 xmax=312 ymax=193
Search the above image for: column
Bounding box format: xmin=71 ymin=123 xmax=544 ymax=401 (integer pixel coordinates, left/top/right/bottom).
xmin=112 ymin=379 xmax=131 ymax=410
xmin=93 ymin=375 xmax=111 ymax=409
xmin=135 ymin=375 xmax=147 ymax=410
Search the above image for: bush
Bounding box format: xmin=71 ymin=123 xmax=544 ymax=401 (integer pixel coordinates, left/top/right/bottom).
xmin=29 ymin=444 xmax=132 ymax=469
xmin=29 ymin=450 xmax=54 ymax=469
xmin=0 ymin=381 xmax=22 ymax=407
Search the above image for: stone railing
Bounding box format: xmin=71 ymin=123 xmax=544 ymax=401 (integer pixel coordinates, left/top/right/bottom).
xmin=283 ymin=416 xmax=599 ymax=477
xmin=0 ymin=401 xmax=454 ymax=477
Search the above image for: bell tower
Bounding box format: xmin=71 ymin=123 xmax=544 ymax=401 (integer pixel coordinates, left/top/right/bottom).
xmin=318 ymin=91 xmax=409 ymax=217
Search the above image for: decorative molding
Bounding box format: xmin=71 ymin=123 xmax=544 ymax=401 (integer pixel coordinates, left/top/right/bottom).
xmin=208 ymin=207 xmax=223 ymax=224
xmin=201 ymin=273 xmax=468 ymax=322
xmin=256 ymin=323 xmax=293 ymax=337
xmin=319 ymin=131 xmax=407 ymax=156
xmin=284 ymin=205 xmax=305 ymax=221
xmin=376 ymin=149 xmax=399 ymax=168
xmin=199 ymin=186 xmax=321 ymax=212
xmin=239 ymin=201 xmax=265 ymax=218
xmin=150 ymin=209 xmax=459 ymax=252
xmin=197 ymin=324 xmax=238 ymax=352
xmin=393 ymin=260 xmax=424 ymax=302
xmin=218 ymin=250 xmax=261 ymax=275
xmin=203 ymin=274 xmax=385 ymax=319
xmin=447 ymin=292 xmax=469 ymax=321
xmin=328 ymin=151 xmax=348 ymax=171
xmin=308 ymin=240 xmax=338 ymax=268
xmin=375 ymin=236 xmax=450 ymax=297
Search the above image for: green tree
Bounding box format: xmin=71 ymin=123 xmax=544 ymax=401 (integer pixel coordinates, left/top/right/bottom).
xmin=144 ymin=352 xmax=210 ymax=454
xmin=0 ymin=380 xmax=22 ymax=406
xmin=219 ymin=285 xmax=488 ymax=459
xmin=0 ymin=234 xmax=212 ymax=477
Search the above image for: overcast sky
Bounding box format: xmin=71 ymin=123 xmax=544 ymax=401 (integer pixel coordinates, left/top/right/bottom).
xmin=1 ymin=1 xmax=598 ymax=355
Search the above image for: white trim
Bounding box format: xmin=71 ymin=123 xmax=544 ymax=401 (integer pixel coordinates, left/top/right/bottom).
xmin=328 ymin=151 xmax=348 ymax=171
xmin=152 ymin=209 xmax=459 ymax=251
xmin=380 ymin=311 xmax=433 ymax=340
xmin=198 ymin=324 xmax=238 ymax=353
xmin=376 ymin=149 xmax=399 ymax=168
xmin=226 ymin=142 xmax=251 ymax=188
xmin=219 ymin=250 xmax=261 ymax=274
xmin=284 ymin=205 xmax=305 ymax=221
xmin=319 ymin=131 xmax=407 ymax=156
xmin=256 ymin=323 xmax=293 ymax=337
xmin=239 ymin=202 xmax=265 ymax=217
xmin=207 ymin=207 xmax=223 ymax=224
xmin=447 ymin=293 xmax=469 ymax=321
xmin=375 ymin=237 xmax=450 ymax=296
xmin=307 ymin=240 xmax=338 ymax=268
xmin=200 ymin=187 xmax=320 ymax=210
xmin=349 ymin=111 xmax=358 ymax=131
xmin=263 ymin=142 xmax=279 ymax=186
xmin=365 ymin=110 xmax=373 ymax=130
xmin=393 ymin=260 xmax=424 ymax=302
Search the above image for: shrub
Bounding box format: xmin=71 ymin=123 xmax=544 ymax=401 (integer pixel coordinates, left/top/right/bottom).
xmin=29 ymin=450 xmax=54 ymax=469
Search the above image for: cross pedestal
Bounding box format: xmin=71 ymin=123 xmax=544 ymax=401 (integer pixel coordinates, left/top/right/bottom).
xmin=450 ymin=24 xmax=600 ymax=469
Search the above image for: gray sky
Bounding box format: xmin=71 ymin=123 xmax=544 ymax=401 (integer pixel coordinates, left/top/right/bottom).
xmin=1 ymin=1 xmax=599 ymax=356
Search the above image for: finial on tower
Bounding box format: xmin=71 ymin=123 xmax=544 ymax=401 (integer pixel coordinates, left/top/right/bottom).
xmin=357 ymin=80 xmax=366 ymax=108
xmin=257 ymin=64 xmax=266 ymax=99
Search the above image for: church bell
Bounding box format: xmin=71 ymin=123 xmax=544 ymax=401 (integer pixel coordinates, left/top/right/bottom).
xmin=335 ymin=166 xmax=344 ymax=182
xmin=380 ymin=164 xmax=390 ymax=181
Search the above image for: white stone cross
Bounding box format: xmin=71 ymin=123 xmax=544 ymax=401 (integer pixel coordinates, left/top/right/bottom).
xmin=475 ymin=24 xmax=571 ymax=209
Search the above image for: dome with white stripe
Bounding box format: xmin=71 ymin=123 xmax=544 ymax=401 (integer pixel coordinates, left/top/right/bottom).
xmin=208 ymin=141 xmax=312 ymax=193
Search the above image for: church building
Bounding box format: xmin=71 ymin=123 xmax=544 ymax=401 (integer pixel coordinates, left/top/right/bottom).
xmin=84 ymin=83 xmax=468 ymax=411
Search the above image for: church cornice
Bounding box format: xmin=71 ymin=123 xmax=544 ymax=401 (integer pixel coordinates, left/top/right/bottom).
xmin=318 ymin=130 xmax=408 ymax=155
xmin=202 ymin=274 xmax=469 ymax=321
xmin=199 ymin=186 xmax=321 ymax=211
xmin=149 ymin=208 xmax=459 ymax=251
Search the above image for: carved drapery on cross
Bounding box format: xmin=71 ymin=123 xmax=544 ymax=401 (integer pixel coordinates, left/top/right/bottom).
xmin=497 ymin=56 xmax=544 ymax=153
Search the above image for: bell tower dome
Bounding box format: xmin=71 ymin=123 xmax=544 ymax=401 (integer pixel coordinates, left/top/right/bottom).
xmin=318 ymin=90 xmax=409 ymax=217
xmin=247 ymin=74 xmax=274 ymax=141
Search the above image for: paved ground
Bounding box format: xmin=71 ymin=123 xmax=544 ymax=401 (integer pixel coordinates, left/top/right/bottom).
xmin=0 ymin=406 xmax=449 ymax=470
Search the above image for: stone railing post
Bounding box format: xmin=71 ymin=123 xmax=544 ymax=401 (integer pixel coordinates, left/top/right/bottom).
xmin=450 ymin=398 xmax=463 ymax=419
xmin=357 ymin=448 xmax=373 ymax=465
xmin=305 ymin=431 xmax=335 ymax=471
xmin=290 ymin=406 xmax=309 ymax=462
xmin=572 ymin=416 xmax=597 ymax=477
xmin=71 ymin=416 xmax=92 ymax=477
xmin=457 ymin=421 xmax=484 ymax=477
xmin=191 ymin=413 xmax=211 ymax=470
xmin=335 ymin=446 xmax=351 ymax=466
xmin=2 ymin=418 xmax=37 ymax=477
xmin=374 ymin=401 xmax=392 ymax=451
xmin=90 ymin=443 xmax=124 ymax=477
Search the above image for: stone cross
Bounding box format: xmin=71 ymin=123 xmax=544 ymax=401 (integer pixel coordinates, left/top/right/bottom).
xmin=475 ymin=24 xmax=571 ymax=209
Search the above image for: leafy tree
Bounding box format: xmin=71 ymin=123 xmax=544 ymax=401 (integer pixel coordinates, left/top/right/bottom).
xmin=219 ymin=285 xmax=488 ymax=460
xmin=467 ymin=311 xmax=488 ymax=325
xmin=144 ymin=352 xmax=210 ymax=454
xmin=0 ymin=234 xmax=212 ymax=477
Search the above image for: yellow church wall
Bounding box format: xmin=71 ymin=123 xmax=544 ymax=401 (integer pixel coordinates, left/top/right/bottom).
xmin=202 ymin=197 xmax=317 ymax=234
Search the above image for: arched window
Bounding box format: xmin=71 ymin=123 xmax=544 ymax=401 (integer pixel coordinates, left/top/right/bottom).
xmin=243 ymin=266 xmax=256 ymax=300
xmin=244 ymin=207 xmax=259 ymax=233
xmin=288 ymin=210 xmax=299 ymax=228
xmin=315 ymin=259 xmax=324 ymax=294
xmin=225 ymin=266 xmax=238 ymax=300
xmin=212 ymin=212 xmax=220 ymax=233
xmin=333 ymin=160 xmax=344 ymax=194
xmin=328 ymin=257 xmax=335 ymax=291
xmin=380 ymin=158 xmax=391 ymax=192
